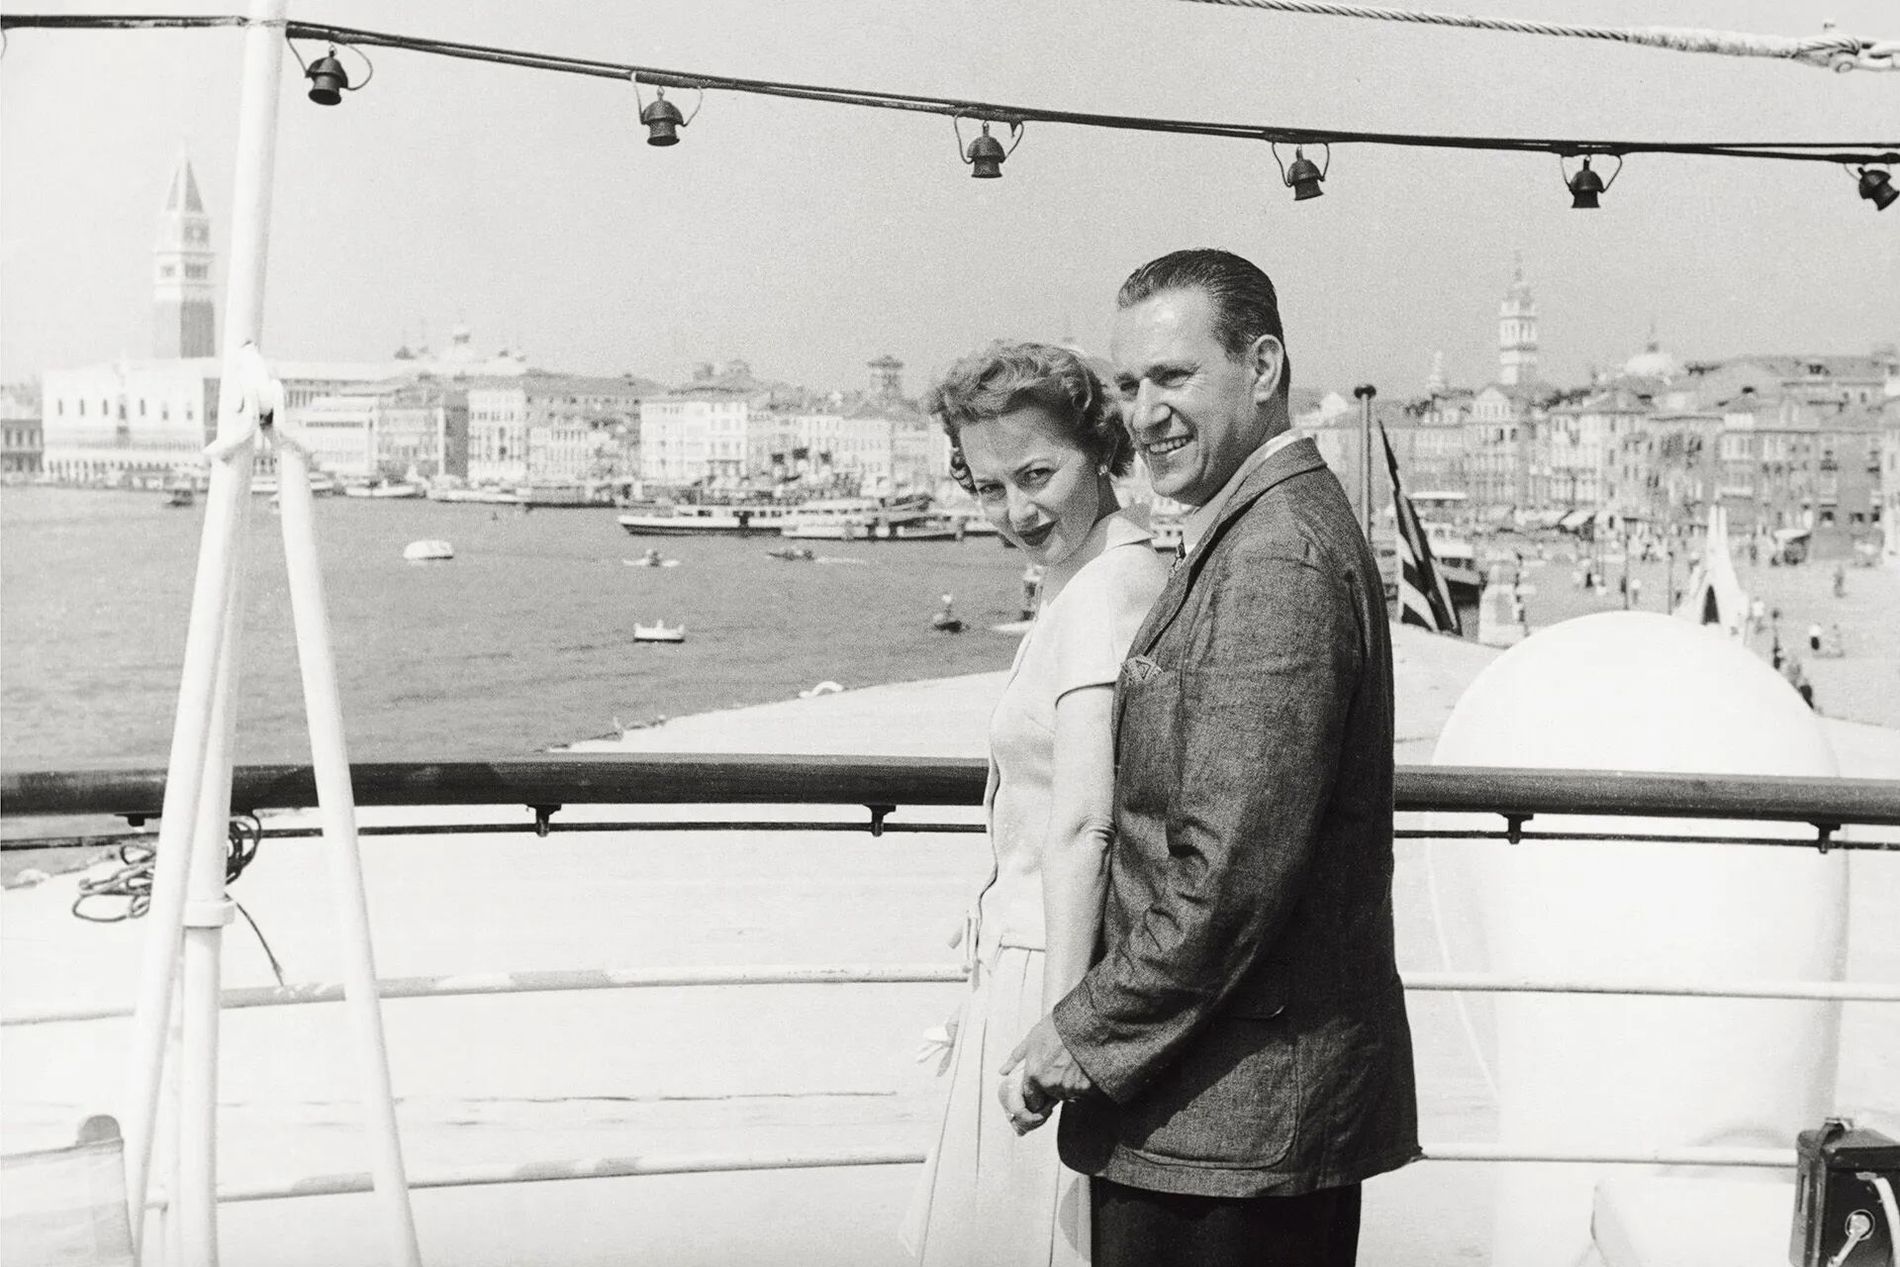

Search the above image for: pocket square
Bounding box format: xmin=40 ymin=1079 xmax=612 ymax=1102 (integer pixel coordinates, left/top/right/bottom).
xmin=1120 ymin=655 xmax=1164 ymax=686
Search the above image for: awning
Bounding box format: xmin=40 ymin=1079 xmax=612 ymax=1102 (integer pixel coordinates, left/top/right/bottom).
xmin=1558 ymin=509 xmax=1593 ymax=530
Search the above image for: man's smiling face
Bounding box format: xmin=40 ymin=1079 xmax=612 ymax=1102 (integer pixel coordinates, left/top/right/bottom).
xmin=1110 ymin=287 xmax=1280 ymax=507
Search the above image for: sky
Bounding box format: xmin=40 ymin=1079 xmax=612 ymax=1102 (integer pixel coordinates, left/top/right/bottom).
xmin=1 ymin=0 xmax=1895 ymax=401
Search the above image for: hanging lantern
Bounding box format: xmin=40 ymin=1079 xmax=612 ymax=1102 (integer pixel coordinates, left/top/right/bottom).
xmin=967 ymin=123 xmax=1006 ymax=178
xmin=306 ymin=48 xmax=349 ymax=106
xmin=1270 ymin=142 xmax=1330 ymax=204
xmin=955 ymin=117 xmax=1023 ymax=180
xmin=1568 ymin=158 xmax=1605 ymax=209
xmin=641 ymin=89 xmax=687 ymax=147
xmin=1563 ymin=153 xmax=1622 ymax=209
xmin=1857 ymin=166 xmax=1897 ymax=212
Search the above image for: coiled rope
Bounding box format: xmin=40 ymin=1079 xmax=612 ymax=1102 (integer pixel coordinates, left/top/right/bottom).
xmin=73 ymin=814 xmax=287 ymax=986
xmin=1172 ymin=0 xmax=1898 ymax=72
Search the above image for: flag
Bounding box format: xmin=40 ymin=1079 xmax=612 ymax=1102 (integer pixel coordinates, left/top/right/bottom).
xmin=1379 ymin=421 xmax=1461 ymax=635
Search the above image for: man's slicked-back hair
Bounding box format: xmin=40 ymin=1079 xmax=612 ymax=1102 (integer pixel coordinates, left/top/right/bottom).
xmin=1117 ymin=249 xmax=1291 ymax=396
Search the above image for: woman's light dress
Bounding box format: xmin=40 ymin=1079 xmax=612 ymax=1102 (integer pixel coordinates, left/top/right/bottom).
xmin=902 ymin=511 xmax=1169 ymax=1267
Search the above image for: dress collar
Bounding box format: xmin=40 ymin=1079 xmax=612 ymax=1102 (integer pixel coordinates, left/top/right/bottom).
xmin=1042 ymin=508 xmax=1153 ymax=606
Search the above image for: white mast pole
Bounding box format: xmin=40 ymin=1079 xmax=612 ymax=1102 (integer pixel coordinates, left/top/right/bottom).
xmin=175 ymin=601 xmax=250 ymax=1264
xmin=120 ymin=0 xmax=288 ymax=1253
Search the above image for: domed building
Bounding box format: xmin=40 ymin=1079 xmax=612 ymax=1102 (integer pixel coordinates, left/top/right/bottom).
xmin=1621 ymin=337 xmax=1683 ymax=386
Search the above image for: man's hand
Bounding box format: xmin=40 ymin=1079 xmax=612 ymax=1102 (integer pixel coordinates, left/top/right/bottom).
xmin=1000 ymin=1015 xmax=1095 ymax=1123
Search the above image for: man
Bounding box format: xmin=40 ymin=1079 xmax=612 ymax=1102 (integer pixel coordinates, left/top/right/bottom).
xmin=1002 ymin=249 xmax=1419 ymax=1265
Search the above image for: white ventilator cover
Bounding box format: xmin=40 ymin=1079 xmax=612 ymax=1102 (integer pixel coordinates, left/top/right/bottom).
xmin=1430 ymin=611 xmax=1845 ymax=1267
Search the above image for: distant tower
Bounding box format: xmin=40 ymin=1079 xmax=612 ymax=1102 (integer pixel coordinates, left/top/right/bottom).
xmin=1426 ymin=350 xmax=1448 ymax=396
xmin=868 ymin=354 xmax=904 ymax=400
xmin=153 ymin=154 xmax=216 ymax=359
xmin=1498 ymin=253 xmax=1538 ymax=386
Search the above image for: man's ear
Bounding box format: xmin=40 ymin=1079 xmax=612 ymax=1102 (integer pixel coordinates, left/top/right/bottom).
xmin=1248 ymin=335 xmax=1285 ymax=404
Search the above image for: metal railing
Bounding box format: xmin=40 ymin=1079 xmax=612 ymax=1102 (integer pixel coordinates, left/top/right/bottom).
xmin=8 ymin=755 xmax=1900 ymax=847
xmin=4 ymin=754 xmax=1898 ymax=1208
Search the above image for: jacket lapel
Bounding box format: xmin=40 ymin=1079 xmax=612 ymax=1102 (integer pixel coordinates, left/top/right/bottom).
xmin=1129 ymin=437 xmax=1329 ymax=658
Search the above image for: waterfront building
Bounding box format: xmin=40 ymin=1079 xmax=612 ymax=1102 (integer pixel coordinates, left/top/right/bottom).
xmin=640 ymin=385 xmax=753 ymax=488
xmin=468 ymin=370 xmax=658 ymax=486
xmin=378 ymin=378 xmax=470 ymax=481
xmin=1714 ymin=392 xmax=1883 ymax=550
xmin=297 ymin=391 xmax=380 ymax=479
xmin=41 ymin=359 xmax=407 ymax=484
xmin=1610 ymin=409 xmax=1725 ymax=530
xmin=153 ymin=154 xmax=216 ymax=360
xmin=1298 ymin=391 xmax=1426 ymax=528
xmin=1544 ymin=385 xmax=1649 ymax=514
xmin=1464 ymin=384 xmax=1544 ymax=516
xmin=1 ymin=383 xmax=43 ymax=477
xmin=1408 ymin=400 xmax=1470 ymax=498
xmin=1686 ymin=349 xmax=1898 ymax=414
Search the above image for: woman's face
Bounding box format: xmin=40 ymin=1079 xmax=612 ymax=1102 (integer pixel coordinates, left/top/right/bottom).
xmin=959 ymin=404 xmax=1103 ymax=566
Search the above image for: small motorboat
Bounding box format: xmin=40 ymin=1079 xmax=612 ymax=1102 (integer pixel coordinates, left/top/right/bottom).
xmin=633 ymin=621 xmax=685 ymax=644
xmin=164 ymin=487 xmax=195 ymax=508
xmin=402 ymin=539 xmax=455 ymax=563
xmin=623 ymin=550 xmax=680 ymax=568
xmin=765 ymin=546 xmax=816 ymax=562
xmin=930 ymin=593 xmax=964 ymax=634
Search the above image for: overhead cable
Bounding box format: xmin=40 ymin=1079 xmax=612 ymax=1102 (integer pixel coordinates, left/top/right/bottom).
xmin=2 ymin=13 xmax=1893 ymax=167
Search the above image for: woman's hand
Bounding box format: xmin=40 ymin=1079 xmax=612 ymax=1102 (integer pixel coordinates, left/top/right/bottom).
xmin=997 ymin=1065 xmax=1054 ymax=1136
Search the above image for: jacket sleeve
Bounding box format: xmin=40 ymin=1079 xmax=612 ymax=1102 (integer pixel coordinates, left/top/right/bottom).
xmin=1051 ymin=531 xmax=1361 ymax=1102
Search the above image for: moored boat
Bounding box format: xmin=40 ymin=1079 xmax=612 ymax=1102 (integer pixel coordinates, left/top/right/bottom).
xmin=618 ymin=503 xmax=795 ymax=536
xmin=343 ymin=481 xmax=424 ymax=499
xmin=632 ymin=620 xmax=686 ymax=643
xmin=778 ymin=498 xmax=880 ymax=540
xmin=401 ymin=539 xmax=454 ymax=562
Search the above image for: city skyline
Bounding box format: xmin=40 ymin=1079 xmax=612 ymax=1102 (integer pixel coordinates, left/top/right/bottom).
xmin=2 ymin=0 xmax=1896 ymax=398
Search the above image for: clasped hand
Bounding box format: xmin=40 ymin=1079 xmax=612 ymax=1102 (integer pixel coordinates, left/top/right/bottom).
xmin=996 ymin=1015 xmax=1094 ymax=1136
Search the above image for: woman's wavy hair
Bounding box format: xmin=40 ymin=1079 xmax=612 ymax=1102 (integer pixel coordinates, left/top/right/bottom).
xmin=925 ymin=341 xmax=1134 ymax=494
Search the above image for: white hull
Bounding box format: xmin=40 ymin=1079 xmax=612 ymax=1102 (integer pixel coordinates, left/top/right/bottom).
xmin=780 ymin=522 xmax=862 ymax=540
xmin=620 ymin=508 xmax=792 ymax=536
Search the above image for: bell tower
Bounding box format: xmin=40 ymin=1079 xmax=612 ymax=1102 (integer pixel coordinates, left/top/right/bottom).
xmin=1498 ymin=253 xmax=1538 ymax=386
xmin=154 ymin=154 xmax=216 ymax=359
xmin=868 ymin=354 xmax=904 ymax=400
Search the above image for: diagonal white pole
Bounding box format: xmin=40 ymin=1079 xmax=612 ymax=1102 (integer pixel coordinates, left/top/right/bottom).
xmin=274 ymin=436 xmax=424 ymax=1267
xmin=121 ymin=0 xmax=287 ymax=1252
xmin=275 ymin=438 xmax=423 ymax=1267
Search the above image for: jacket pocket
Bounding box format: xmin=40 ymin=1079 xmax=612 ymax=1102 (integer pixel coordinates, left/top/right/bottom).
xmin=1120 ymin=1014 xmax=1300 ymax=1168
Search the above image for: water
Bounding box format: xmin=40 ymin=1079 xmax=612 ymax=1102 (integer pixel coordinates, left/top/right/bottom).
xmin=0 ymin=489 xmax=1033 ymax=771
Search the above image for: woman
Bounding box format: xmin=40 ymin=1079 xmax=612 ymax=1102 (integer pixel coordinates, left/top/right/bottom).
xmin=901 ymin=343 xmax=1169 ymax=1266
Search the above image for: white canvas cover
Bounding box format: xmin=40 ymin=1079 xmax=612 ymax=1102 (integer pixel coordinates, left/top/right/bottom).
xmin=0 ymin=1116 xmax=134 ymax=1267
xmin=1672 ymin=506 xmax=1749 ymax=638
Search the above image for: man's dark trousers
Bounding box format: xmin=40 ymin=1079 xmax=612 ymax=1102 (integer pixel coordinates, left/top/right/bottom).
xmin=1092 ymin=1177 xmax=1361 ymax=1267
